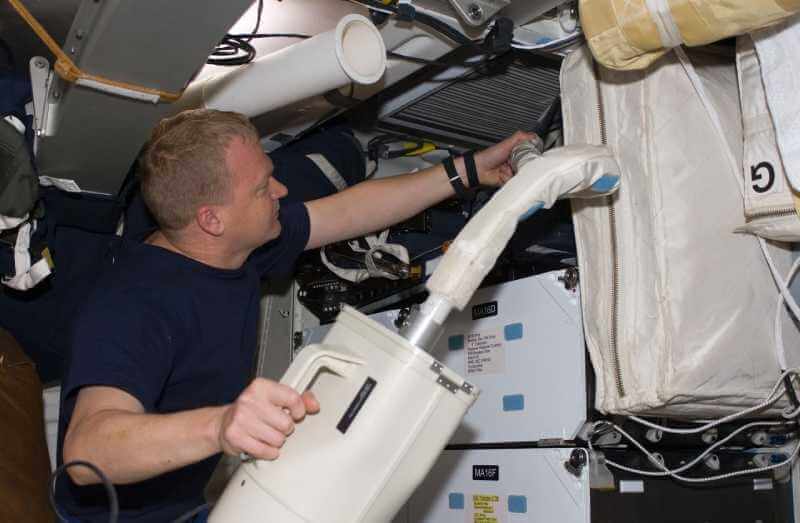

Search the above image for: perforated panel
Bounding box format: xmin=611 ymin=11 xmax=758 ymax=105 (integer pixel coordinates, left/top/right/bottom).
xmin=380 ymin=56 xmax=561 ymax=148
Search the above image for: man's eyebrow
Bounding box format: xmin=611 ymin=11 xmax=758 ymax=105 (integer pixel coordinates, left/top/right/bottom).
xmin=256 ymin=171 xmax=271 ymax=190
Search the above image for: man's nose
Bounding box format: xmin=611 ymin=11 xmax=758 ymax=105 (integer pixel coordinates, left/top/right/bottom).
xmin=270 ymin=178 xmax=288 ymax=199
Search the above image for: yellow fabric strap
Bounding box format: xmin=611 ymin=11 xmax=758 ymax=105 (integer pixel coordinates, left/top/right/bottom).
xmin=8 ymin=0 xmax=183 ymax=103
xmin=581 ymin=0 xmax=800 ymax=70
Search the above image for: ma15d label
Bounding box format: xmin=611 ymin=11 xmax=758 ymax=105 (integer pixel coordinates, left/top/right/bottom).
xmin=472 ymin=301 xmax=498 ymax=320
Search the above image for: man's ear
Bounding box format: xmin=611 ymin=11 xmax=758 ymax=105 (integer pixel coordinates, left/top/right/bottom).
xmin=196 ymin=206 xmax=225 ymax=236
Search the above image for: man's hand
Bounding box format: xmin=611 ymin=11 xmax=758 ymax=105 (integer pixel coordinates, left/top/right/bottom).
xmin=305 ymin=129 xmax=540 ymax=250
xmin=474 ymin=131 xmax=538 ymax=187
xmin=217 ymin=378 xmax=320 ymax=460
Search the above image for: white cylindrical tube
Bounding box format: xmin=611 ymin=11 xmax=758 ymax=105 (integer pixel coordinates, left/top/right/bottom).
xmin=178 ymin=14 xmax=386 ymax=117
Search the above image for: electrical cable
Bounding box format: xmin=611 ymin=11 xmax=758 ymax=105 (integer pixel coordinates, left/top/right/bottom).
xmin=345 ymin=0 xmax=473 ymax=46
xmin=207 ymin=33 xmax=311 ymax=66
xmin=246 ymin=0 xmax=265 ymax=42
xmin=50 ymin=460 xmax=119 ymax=523
xmin=596 ymin=420 xmax=786 ymax=476
xmin=171 ymin=502 xmax=212 ymax=523
xmin=367 ymin=133 xmax=455 ymax=161
xmin=774 ymin=257 xmax=800 ymax=371
xmin=510 ymin=32 xmax=583 ymax=51
xmin=386 ymin=51 xmax=500 ymax=84
xmin=590 ymin=420 xmax=800 ymax=483
xmin=351 ymin=0 xmax=581 ymax=52
xmin=228 ymin=32 xmax=312 ymax=39
xmin=626 ymin=368 xmax=800 ymax=435
xmin=588 ymin=369 xmax=800 ymax=483
xmin=207 ymin=0 xmax=312 ymax=66
xmin=409 ymin=243 xmax=447 ymax=262
xmin=387 ymin=50 xmax=453 ymax=68
xmin=49 ymin=459 xmax=212 ymax=523
xmin=344 ymin=0 xmax=395 ymax=16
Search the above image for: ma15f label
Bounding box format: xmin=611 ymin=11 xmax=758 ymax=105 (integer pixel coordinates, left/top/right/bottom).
xmin=472 ymin=301 xmax=498 ymax=320
xmin=472 ymin=465 xmax=500 ymax=481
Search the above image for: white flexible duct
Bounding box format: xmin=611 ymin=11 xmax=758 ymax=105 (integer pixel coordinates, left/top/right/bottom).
xmin=177 ymin=14 xmax=386 ymax=117
xmin=402 ymin=143 xmax=621 ymax=349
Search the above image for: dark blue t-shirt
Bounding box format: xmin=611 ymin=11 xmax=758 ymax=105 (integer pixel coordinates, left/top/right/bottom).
xmin=55 ymin=202 xmax=310 ymax=522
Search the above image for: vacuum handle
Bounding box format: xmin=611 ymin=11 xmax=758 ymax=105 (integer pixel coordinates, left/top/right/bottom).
xmin=280 ymin=344 xmax=364 ymax=393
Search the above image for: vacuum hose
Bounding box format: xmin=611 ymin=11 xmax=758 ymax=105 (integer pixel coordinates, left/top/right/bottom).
xmin=401 ymin=142 xmax=621 ymax=350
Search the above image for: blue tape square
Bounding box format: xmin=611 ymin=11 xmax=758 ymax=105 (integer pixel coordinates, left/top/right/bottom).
xmin=590 ymin=174 xmax=620 ymax=193
xmin=508 ymin=495 xmax=528 ymax=513
xmin=504 ymin=323 xmax=523 ymax=341
xmin=519 ymin=201 xmax=544 ymax=222
xmin=448 ymin=492 xmax=465 ymax=510
xmin=448 ymin=335 xmax=464 ymax=351
xmin=503 ymin=394 xmax=525 ymax=411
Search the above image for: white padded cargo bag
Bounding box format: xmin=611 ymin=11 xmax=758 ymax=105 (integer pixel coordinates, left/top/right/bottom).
xmin=735 ymin=35 xmax=800 ymax=242
xmin=561 ymin=45 xmax=800 ymax=418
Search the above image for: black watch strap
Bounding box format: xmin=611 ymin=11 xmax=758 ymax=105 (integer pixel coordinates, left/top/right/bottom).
xmin=463 ymin=151 xmax=479 ymax=189
xmin=443 ymin=156 xmax=470 ymax=200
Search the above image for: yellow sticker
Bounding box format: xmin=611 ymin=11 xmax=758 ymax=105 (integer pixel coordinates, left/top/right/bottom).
xmin=472 ymin=494 xmax=501 ymax=523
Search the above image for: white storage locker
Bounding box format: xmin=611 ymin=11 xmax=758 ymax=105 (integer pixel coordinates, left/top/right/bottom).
xmin=405 ymin=447 xmax=590 ymax=523
xmin=299 ymin=270 xmax=587 ymax=445
xmin=429 ymin=270 xmax=586 ymax=444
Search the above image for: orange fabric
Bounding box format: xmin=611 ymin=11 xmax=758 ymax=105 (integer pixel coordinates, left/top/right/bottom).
xmin=0 ymin=328 xmax=54 ymax=523
xmin=7 ymin=0 xmax=183 ymax=103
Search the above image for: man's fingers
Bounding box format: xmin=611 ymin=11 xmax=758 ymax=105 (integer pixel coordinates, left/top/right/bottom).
xmin=506 ymin=131 xmax=538 ymax=152
xmin=238 ymin=437 xmax=281 ymax=461
xmin=302 ymin=391 xmax=320 ymax=414
xmin=250 ymin=378 xmax=307 ymax=421
xmin=497 ymin=164 xmax=513 ymax=182
xmin=260 ymin=404 xmax=296 ymax=435
xmin=248 ymin=420 xmax=289 ymax=447
xmin=220 ymin=378 xmax=324 ymax=463
xmin=513 ymin=131 xmax=537 ymax=143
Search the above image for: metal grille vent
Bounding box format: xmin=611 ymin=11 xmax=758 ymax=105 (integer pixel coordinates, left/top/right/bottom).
xmin=380 ymin=58 xmax=562 ymax=148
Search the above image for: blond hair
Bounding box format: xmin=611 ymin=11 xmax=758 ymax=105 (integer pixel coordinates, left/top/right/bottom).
xmin=140 ymin=109 xmax=259 ymax=231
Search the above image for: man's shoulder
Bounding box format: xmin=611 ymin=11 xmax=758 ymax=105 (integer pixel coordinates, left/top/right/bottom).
xmin=250 ymin=201 xmax=309 ymax=277
xmin=81 ymin=244 xmax=193 ymax=323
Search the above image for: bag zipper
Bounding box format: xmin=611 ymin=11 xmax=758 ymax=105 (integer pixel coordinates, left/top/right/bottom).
xmin=595 ymin=63 xmax=626 ymax=398
xmin=745 ymin=205 xmax=799 ymax=222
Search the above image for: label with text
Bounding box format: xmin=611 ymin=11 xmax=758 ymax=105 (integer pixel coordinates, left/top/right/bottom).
xmin=466 ymin=329 xmax=505 ymax=376
xmin=470 ymin=494 xmax=505 ymax=523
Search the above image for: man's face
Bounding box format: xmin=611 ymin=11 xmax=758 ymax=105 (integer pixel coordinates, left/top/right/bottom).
xmin=223 ymin=136 xmax=288 ymax=250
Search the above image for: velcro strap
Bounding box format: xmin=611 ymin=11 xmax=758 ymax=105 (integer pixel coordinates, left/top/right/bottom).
xmin=442 ymin=156 xmax=470 ymax=200
xmin=463 ymin=151 xmax=479 ymax=188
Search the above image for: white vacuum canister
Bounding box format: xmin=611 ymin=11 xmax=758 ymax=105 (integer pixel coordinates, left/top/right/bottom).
xmin=209 ymin=306 xmax=479 ymax=523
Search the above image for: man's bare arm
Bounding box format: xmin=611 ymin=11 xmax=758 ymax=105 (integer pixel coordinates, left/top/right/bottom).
xmin=304 ymin=131 xmax=534 ymax=250
xmin=63 ymin=380 xmax=319 ymax=486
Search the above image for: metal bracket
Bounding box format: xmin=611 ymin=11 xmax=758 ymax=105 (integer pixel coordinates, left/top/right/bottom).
xmin=448 ymin=0 xmax=510 ymax=27
xmin=29 ymin=56 xmax=54 ymax=146
xmin=430 ymin=361 xmax=474 ymax=394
